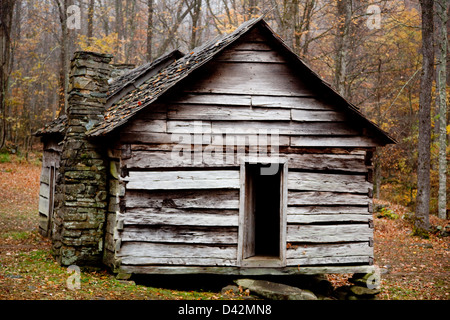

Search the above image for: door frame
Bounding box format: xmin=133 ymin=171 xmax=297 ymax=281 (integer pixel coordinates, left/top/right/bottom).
xmin=237 ymin=156 xmax=288 ymax=267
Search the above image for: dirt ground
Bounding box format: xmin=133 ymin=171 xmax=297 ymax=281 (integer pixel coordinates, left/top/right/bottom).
xmin=0 ymin=158 xmax=448 ymax=300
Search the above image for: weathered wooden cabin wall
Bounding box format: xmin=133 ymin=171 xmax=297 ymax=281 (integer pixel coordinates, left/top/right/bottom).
xmin=108 ymin=26 xmax=378 ymax=274
xmin=38 ymin=137 xmax=62 ymax=237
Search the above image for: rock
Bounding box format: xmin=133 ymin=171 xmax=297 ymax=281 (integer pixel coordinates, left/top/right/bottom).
xmin=221 ymin=285 xmax=240 ymax=296
xmin=235 ymin=279 xmax=317 ymax=300
xmin=116 ymin=272 xmax=132 ymax=280
xmin=349 ymin=272 xmax=377 ymax=287
xmin=333 ymin=285 xmax=351 ymax=300
xmin=309 ymin=275 xmax=334 ymax=296
xmin=349 ymin=285 xmax=380 ymax=296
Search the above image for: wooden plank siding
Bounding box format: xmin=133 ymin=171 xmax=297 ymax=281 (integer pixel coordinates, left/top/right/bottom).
xmin=112 ymin=29 xmax=375 ymax=272
xmin=38 ymin=140 xmax=61 ymax=237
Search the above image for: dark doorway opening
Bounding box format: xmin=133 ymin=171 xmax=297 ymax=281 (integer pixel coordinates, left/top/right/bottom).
xmin=243 ymin=163 xmax=281 ymax=259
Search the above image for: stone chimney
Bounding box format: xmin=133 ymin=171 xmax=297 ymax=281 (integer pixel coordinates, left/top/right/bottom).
xmin=52 ymin=52 xmax=113 ymax=267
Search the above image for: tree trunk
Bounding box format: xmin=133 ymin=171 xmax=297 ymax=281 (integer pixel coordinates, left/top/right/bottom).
xmin=334 ymin=0 xmax=352 ymax=97
xmin=54 ymin=0 xmax=69 ymax=115
xmin=300 ymin=0 xmax=316 ymax=59
xmin=87 ymin=0 xmax=94 ymax=44
xmin=436 ymin=0 xmax=448 ymax=220
xmin=156 ymin=0 xmax=196 ymax=57
xmin=0 ymin=0 xmax=17 ymax=149
xmin=415 ymin=0 xmax=434 ymax=236
xmin=146 ymin=0 xmax=153 ymax=61
xmin=115 ymin=0 xmax=124 ymax=62
xmin=189 ymin=0 xmax=202 ymax=50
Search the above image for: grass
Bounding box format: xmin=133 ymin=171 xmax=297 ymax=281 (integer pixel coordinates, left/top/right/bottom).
xmin=0 ymin=153 xmax=10 ymax=163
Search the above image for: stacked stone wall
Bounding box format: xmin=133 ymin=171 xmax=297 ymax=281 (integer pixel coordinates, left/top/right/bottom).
xmin=52 ymin=52 xmax=112 ymax=266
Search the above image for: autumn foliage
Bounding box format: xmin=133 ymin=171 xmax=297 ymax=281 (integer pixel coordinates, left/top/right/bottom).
xmin=1 ymin=2 xmax=449 ymax=219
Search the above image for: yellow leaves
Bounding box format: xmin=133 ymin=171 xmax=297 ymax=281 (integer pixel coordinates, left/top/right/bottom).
xmin=77 ymin=33 xmax=118 ymax=55
xmin=446 ymin=125 xmax=450 ymax=135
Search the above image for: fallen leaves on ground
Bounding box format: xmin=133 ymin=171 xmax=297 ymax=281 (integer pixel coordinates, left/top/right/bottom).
xmin=373 ymin=199 xmax=449 ymax=300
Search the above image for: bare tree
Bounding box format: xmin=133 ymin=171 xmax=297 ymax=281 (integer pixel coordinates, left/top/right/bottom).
xmin=147 ymin=0 xmax=154 ymax=61
xmin=334 ymin=0 xmax=352 ymax=97
xmin=415 ymin=0 xmax=434 ymax=236
xmin=87 ymin=0 xmax=95 ymax=44
xmin=0 ymin=0 xmax=17 ymax=148
xmin=436 ymin=0 xmax=448 ymax=220
xmin=54 ymin=0 xmax=70 ymax=115
xmin=156 ymin=0 xmax=197 ymax=57
xmin=115 ymin=0 xmax=124 ymax=61
xmin=189 ymin=0 xmax=202 ymax=49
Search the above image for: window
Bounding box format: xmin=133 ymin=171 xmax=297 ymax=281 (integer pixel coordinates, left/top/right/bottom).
xmin=238 ymin=159 xmax=287 ymax=267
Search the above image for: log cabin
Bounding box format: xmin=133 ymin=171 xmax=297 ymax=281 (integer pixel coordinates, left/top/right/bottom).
xmin=35 ymin=17 xmax=395 ymax=276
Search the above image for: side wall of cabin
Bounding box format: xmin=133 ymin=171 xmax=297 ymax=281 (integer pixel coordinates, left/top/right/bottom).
xmin=38 ymin=136 xmax=62 ymax=237
xmin=106 ymin=26 xmax=378 ymax=274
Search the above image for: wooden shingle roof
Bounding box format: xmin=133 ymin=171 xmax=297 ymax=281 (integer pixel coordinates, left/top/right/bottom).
xmin=37 ymin=16 xmax=395 ymax=145
xmin=87 ymin=17 xmax=265 ymax=137
xmin=106 ymin=49 xmax=184 ymax=100
xmin=34 ymin=114 xmax=67 ymax=137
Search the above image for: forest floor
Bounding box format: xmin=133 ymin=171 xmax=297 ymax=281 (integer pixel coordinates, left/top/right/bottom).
xmin=0 ymin=156 xmax=448 ymax=300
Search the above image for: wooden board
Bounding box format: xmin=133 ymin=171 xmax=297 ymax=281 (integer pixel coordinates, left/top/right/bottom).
xmin=125 ymin=189 xmax=240 ymax=209
xmin=118 ymin=242 xmax=238 ymax=259
xmin=125 ymin=170 xmax=240 ymax=190
xmin=38 ymin=196 xmax=50 ymax=216
xmin=122 ymin=209 xmax=239 ymax=227
xmin=167 ymin=120 xmax=211 ymax=134
xmin=119 ymin=256 xmax=237 ymax=266
xmin=231 ymin=42 xmax=273 ymax=51
xmin=118 ymin=265 xmax=376 ymax=275
xmin=167 ymin=93 xmax=252 ymax=106
xmin=291 ymin=109 xmax=348 ymax=122
xmin=169 ymin=94 xmax=335 ymax=112
xmin=286 ymin=224 xmax=372 ymax=242
xmin=123 ymin=150 xmax=235 ymax=169
xmin=287 ymin=256 xmax=371 ymax=266
xmin=42 ymin=151 xmax=61 ymax=165
xmin=123 ymin=150 xmax=284 ymax=170
xmin=120 ymin=226 xmax=238 ymax=244
xmin=123 ymin=119 xmax=167 ymax=133
xmin=287 ymin=206 xmax=370 ymax=215
xmin=251 ymin=96 xmax=332 ymax=110
xmin=39 ymin=183 xmax=50 ymax=200
xmin=184 ymin=61 xmax=314 ymax=96
xmin=291 ymin=136 xmax=379 ymax=147
xmin=209 ymin=121 xmax=358 ymax=136
xmin=216 ymin=50 xmax=286 ymax=63
xmin=287 ymin=153 xmax=367 ymax=173
xmin=288 ymin=191 xmax=370 ymax=206
xmin=286 ymin=242 xmax=372 ymax=259
xmin=120 ymin=132 xmax=213 ymax=145
xmin=167 ymin=105 xmax=291 ymax=121
xmin=287 ymin=214 xmax=371 ymax=224
xmin=288 ymin=172 xmax=371 ymax=193
xmin=121 ymin=131 xmax=290 ymax=147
